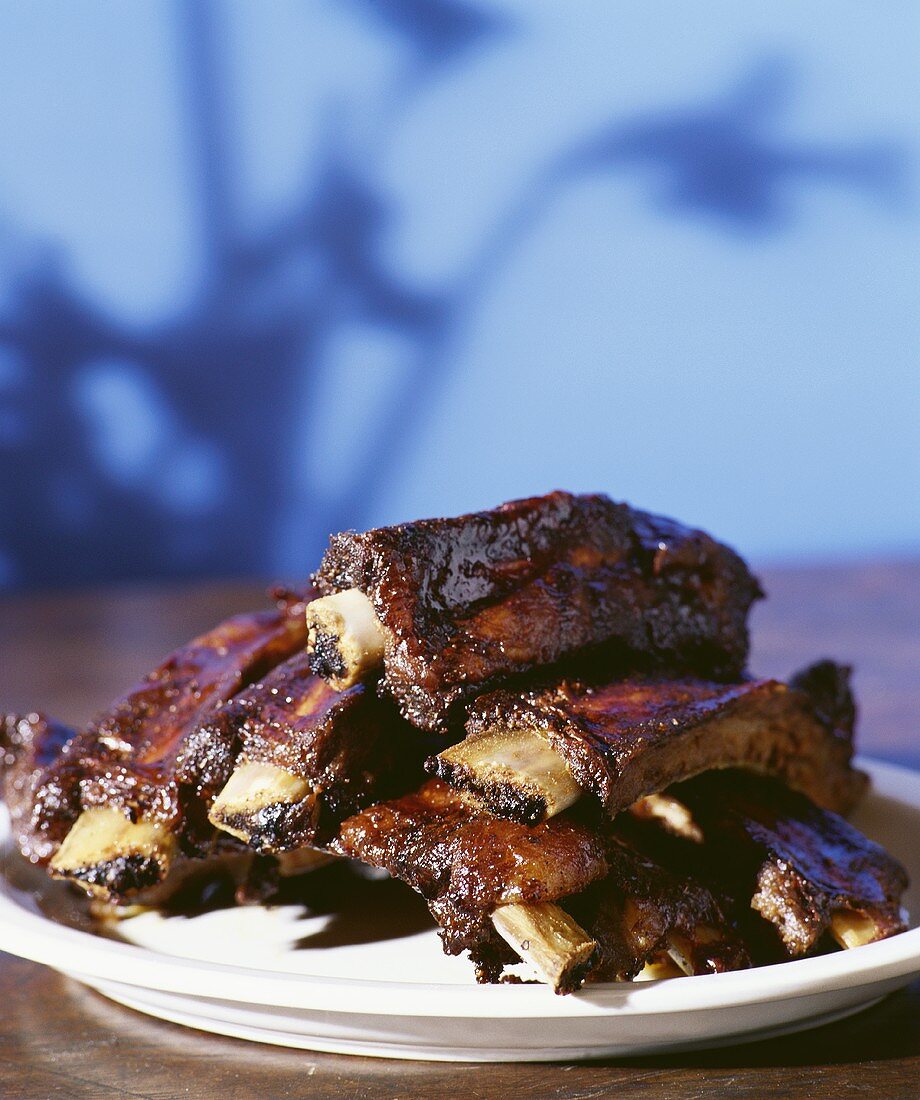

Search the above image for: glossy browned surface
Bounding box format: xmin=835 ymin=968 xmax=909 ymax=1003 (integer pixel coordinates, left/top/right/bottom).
xmin=182 ymin=649 xmax=430 ymax=850
xmin=0 ymin=562 xmax=917 ymax=1097
xmin=569 ymin=835 xmax=750 ymax=981
xmin=32 ymin=597 xmax=310 ymax=844
xmin=314 ymin=492 xmax=761 ymax=729
xmin=451 ymin=665 xmax=864 ymax=823
xmin=0 ymin=714 xmax=77 ymax=863
xmin=335 ymin=778 xmax=607 ymax=976
xmin=670 ymin=772 xmax=909 ymax=955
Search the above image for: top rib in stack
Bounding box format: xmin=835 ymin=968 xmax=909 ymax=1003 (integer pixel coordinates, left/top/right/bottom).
xmin=1 ymin=491 xmax=907 ymax=991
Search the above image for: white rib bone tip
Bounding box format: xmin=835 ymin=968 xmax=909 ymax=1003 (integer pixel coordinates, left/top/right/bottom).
xmin=491 ymin=901 xmax=596 ymax=993
xmin=306 ymin=589 xmax=387 ymax=690
xmin=830 ymin=909 xmax=880 ymax=949
xmin=437 ymin=727 xmax=583 ymax=820
xmin=49 ymin=808 xmax=176 ymax=893
xmin=209 ymin=762 xmax=312 ymax=842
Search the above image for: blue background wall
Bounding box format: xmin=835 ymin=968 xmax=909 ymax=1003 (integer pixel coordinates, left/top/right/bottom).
xmin=0 ymin=1 xmax=917 ymax=590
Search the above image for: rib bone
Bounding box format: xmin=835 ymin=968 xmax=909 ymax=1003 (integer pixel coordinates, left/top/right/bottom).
xmin=630 ymin=792 xmax=704 ymax=843
xmin=275 ymin=847 xmax=337 ymax=877
xmin=431 ymin=664 xmax=867 ymax=824
xmin=49 ymin=808 xmax=177 ymax=898
xmin=830 ymin=910 xmax=884 ymax=950
xmin=209 ymin=762 xmax=314 ymax=846
xmin=306 ymin=589 xmax=387 ymax=690
xmin=634 ymin=954 xmax=686 ymax=981
xmin=490 ymin=902 xmax=597 ymax=994
xmin=665 ymin=926 xmax=723 ymax=975
xmin=435 ymin=727 xmax=582 ymax=823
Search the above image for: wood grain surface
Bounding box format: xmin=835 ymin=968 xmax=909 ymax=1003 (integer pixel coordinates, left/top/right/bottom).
xmin=1 ymin=561 xmax=918 ymax=1099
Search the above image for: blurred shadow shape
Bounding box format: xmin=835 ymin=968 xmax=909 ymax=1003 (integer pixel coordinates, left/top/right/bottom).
xmin=565 ymin=56 xmax=908 ymax=230
xmin=336 ymin=0 xmax=511 ymax=66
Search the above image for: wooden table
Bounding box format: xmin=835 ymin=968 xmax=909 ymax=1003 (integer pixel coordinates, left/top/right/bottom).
xmin=1 ymin=562 xmax=918 ymax=1098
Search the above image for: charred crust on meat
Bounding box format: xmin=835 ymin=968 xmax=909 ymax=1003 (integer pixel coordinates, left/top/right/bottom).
xmin=63 ymin=853 xmax=165 ymax=897
xmin=312 ymin=491 xmax=763 ymax=731
xmin=789 ymin=660 xmax=856 ymax=743
xmin=333 ymin=779 xmax=609 ymax=986
xmin=196 ymin=648 xmax=430 ymax=857
xmin=567 ymin=835 xmax=750 ymax=981
xmin=307 ymin=632 xmax=348 ymax=682
xmin=17 ymin=597 xmax=313 ymax=901
xmin=423 ymin=756 xmax=550 ymax=826
xmin=636 ymin=771 xmax=908 ymax=958
xmin=448 ymin=665 xmax=866 ymax=824
xmin=211 ymin=798 xmax=320 ymax=853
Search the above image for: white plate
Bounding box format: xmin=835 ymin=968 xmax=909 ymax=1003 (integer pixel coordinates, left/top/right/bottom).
xmin=2 ymin=758 xmax=918 ymax=1061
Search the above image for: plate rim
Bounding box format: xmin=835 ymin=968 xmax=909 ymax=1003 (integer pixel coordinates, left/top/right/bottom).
xmin=2 ymin=756 xmax=918 ymax=1020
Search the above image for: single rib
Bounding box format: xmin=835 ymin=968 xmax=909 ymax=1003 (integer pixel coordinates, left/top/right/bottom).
xmin=332 ymin=779 xmax=607 ymax=991
xmin=310 ymin=491 xmax=762 ymax=730
xmin=190 ymin=648 xmax=429 ymax=853
xmin=628 ymin=771 xmax=909 ymax=957
xmin=38 ymin=589 xmax=313 ymax=901
xmin=430 ymin=661 xmax=866 ymax=824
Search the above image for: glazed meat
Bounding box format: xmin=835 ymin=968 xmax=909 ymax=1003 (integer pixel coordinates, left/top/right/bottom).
xmin=333 ymin=778 xmax=608 ymax=980
xmin=181 ymin=649 xmax=429 ymax=853
xmin=36 ymin=589 xmax=313 ymax=900
xmin=0 ymin=712 xmax=327 ymax=910
xmin=1 ymin=713 xmax=78 ymax=864
xmin=310 ymin=491 xmax=762 ymax=731
xmin=567 ymin=835 xmax=750 ymax=982
xmin=334 ymin=779 xmax=750 ymax=990
xmin=652 ymin=771 xmax=909 ymax=956
xmin=431 ymin=661 xmax=866 ymax=825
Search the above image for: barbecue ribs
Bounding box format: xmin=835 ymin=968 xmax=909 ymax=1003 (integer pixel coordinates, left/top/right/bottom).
xmin=639 ymin=771 xmax=909 ymax=956
xmin=308 ymin=492 xmax=762 ymax=730
xmin=431 ymin=661 xmax=866 ymax=824
xmin=182 ymin=648 xmax=429 ymax=853
xmin=37 ymin=589 xmax=313 ymax=900
xmin=334 ymin=778 xmax=750 ymax=991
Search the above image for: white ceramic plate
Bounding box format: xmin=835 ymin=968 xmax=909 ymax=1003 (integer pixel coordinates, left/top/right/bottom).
xmin=2 ymin=757 xmax=918 ymax=1062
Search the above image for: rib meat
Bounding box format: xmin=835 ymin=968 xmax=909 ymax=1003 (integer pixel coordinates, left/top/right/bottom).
xmin=1 ymin=713 xmax=78 ymax=864
xmin=311 ymin=491 xmax=762 ymax=730
xmin=33 ymin=588 xmax=313 ymax=899
xmin=432 ymin=661 xmax=866 ymax=824
xmin=334 ymin=778 xmax=749 ymax=988
xmin=179 ymin=649 xmax=430 ymax=852
xmin=333 ymin=778 xmax=608 ymax=982
xmin=566 ymin=835 xmax=750 ymax=981
xmin=645 ymin=771 xmax=909 ymax=956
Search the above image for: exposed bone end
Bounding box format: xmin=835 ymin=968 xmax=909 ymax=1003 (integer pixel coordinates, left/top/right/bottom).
xmin=634 ymin=954 xmax=687 ymax=981
xmin=49 ymin=808 xmax=177 ymax=900
xmin=491 ymin=901 xmax=597 ymax=994
xmin=630 ymin=792 xmax=704 ymax=843
xmin=209 ymin=762 xmax=314 ymax=848
xmin=306 ymin=588 xmax=387 ymax=690
xmin=275 ymin=847 xmax=337 ymax=877
xmin=433 ymin=728 xmax=583 ymax=825
xmin=88 ymin=849 xmax=259 ymax=920
xmin=830 ymin=909 xmax=884 ymax=949
xmin=665 ymin=926 xmax=723 ymax=975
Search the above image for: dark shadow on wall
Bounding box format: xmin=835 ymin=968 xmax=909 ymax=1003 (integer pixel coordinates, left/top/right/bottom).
xmin=0 ymin=4 xmax=906 ymax=590
xmin=564 ymin=56 xmax=906 ymax=230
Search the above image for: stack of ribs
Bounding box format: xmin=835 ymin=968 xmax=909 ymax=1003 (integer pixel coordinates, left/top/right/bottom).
xmin=2 ymin=491 xmax=908 ymax=992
